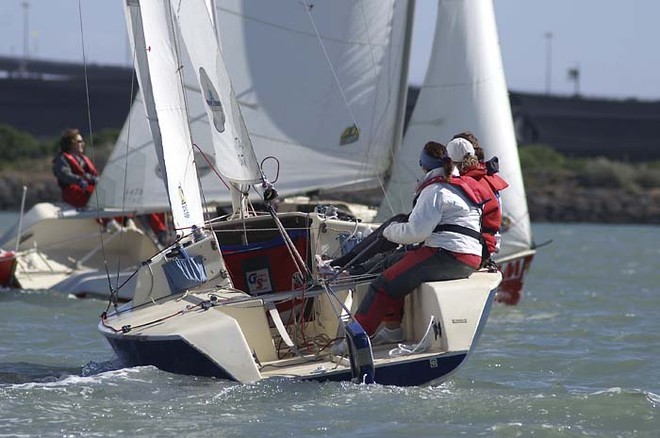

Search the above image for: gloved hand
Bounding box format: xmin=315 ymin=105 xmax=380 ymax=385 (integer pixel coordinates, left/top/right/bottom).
xmin=84 ymin=173 xmax=99 ymax=185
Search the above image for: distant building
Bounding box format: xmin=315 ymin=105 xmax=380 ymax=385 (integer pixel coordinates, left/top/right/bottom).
xmin=406 ymin=86 xmax=660 ymax=162
xmin=509 ymin=92 xmax=660 ymax=162
xmin=0 ymin=56 xmax=134 ymax=139
xmin=2 ymin=56 xmax=659 ymax=161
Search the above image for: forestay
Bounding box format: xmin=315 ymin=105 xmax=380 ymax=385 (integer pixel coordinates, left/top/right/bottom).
xmin=96 ymin=0 xmax=409 ymax=211
xmin=123 ymin=0 xmax=204 ymax=232
xmin=377 ymin=0 xmax=533 ymax=259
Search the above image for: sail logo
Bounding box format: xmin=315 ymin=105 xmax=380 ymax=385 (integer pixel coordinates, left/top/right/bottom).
xmin=339 ymin=124 xmax=360 ymax=146
xmin=501 ymin=216 xmax=512 ymax=232
xmin=178 ymin=184 xmax=190 ymax=219
xmin=246 ymin=268 xmax=272 ymax=294
xmin=234 ymin=137 xmax=247 ymax=167
xmin=199 ymin=67 xmax=226 ymax=133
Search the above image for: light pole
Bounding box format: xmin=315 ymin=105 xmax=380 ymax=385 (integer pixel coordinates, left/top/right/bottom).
xmin=544 ymin=32 xmax=553 ymax=94
xmin=20 ymin=1 xmax=30 ymax=75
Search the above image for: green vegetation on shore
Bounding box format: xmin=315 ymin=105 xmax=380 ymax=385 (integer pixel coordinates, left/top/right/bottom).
xmin=0 ymin=124 xmax=119 ymax=173
xmin=0 ymin=125 xmax=658 ymax=223
xmin=519 ymin=144 xmax=660 ymax=190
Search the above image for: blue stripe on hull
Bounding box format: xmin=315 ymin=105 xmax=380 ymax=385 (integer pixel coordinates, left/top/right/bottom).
xmin=106 ymin=335 xmax=467 ymax=386
xmin=106 ymin=335 xmax=233 ymax=380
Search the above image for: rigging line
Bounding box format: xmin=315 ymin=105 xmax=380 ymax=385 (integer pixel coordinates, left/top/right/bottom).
xmin=192 ymin=144 xmax=231 ymax=190
xmin=376 ymin=173 xmax=396 ymax=215
xmin=109 ymin=23 xmax=142 ymax=298
xmin=76 ymin=0 xmax=113 ymax=295
xmin=302 ymin=1 xmax=358 ymax=130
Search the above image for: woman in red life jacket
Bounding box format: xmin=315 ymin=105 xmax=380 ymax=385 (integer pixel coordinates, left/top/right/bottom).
xmin=333 ymin=141 xmax=485 ymax=352
xmin=449 ymin=133 xmax=509 ymax=263
xmin=52 ymin=129 xmax=99 ymax=208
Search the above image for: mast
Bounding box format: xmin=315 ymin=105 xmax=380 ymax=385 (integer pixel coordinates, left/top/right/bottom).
xmin=388 ymin=0 xmax=416 ymax=183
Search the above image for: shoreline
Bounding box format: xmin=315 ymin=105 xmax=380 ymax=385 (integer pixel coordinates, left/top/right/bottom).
xmin=1 ymin=172 xmax=659 ymax=225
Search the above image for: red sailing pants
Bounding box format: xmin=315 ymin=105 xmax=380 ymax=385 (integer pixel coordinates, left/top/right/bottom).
xmin=354 ymin=246 xmax=476 ymax=335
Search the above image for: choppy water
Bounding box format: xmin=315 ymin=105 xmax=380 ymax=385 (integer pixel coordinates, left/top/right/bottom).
xmin=1 ymin=218 xmax=659 ymax=437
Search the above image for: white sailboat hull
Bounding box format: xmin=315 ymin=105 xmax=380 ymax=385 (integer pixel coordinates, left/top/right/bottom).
xmin=0 ymin=202 xmax=159 ymax=299
xmin=98 ymin=213 xmax=500 ymax=386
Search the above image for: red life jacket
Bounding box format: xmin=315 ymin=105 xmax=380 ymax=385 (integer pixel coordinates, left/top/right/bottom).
xmin=60 ymin=152 xmax=99 ymax=208
xmin=416 ymin=174 xmax=497 ymax=263
xmin=415 ymin=174 xmax=487 ymax=208
xmin=62 ymin=152 xmax=99 ymax=178
xmin=461 ymin=166 xmax=502 ymax=257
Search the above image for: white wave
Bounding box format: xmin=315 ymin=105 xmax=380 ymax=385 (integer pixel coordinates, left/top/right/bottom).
xmin=7 ymin=366 xmax=150 ymax=391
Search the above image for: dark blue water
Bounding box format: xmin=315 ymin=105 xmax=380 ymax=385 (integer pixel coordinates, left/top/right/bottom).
xmin=1 ymin=221 xmax=659 ymax=437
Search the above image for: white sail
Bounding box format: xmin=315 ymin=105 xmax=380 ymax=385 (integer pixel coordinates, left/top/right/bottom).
xmin=378 ymin=0 xmax=533 ymax=258
xmin=96 ymin=0 xmax=409 ymax=211
xmin=172 ymin=0 xmax=262 ymax=187
xmin=123 ymin=0 xmax=204 ymax=232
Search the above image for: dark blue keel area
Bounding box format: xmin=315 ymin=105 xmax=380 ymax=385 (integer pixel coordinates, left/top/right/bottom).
xmin=106 ymin=335 xmax=233 ymax=380
xmin=107 ymin=333 xmax=467 ymax=386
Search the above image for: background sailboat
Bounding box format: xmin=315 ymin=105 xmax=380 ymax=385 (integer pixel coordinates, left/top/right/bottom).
xmin=377 ymin=0 xmax=535 ymax=305
xmin=96 ymin=0 xmax=412 ymax=212
xmin=0 ymin=0 xmax=410 ymax=298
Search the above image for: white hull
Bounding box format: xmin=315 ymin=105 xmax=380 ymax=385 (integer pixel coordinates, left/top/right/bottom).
xmin=0 ymin=202 xmax=159 ymax=299
xmin=99 ymin=212 xmax=501 ymax=385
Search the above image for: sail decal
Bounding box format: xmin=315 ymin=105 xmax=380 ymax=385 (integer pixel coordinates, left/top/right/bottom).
xmin=199 ymin=67 xmax=226 ymax=133
xmin=340 ymin=124 xmax=360 ymax=146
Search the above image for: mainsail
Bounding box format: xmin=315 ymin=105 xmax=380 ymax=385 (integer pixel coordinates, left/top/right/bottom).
xmin=123 ymin=0 xmax=204 ymax=232
xmin=96 ymin=0 xmax=410 ymax=212
xmin=378 ymin=0 xmax=533 ymax=259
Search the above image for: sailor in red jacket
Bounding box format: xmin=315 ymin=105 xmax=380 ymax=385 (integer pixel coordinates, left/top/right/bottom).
xmin=447 ymin=135 xmax=508 ymax=264
xmin=332 ymin=141 xmax=486 ymax=353
xmin=52 ymin=129 xmax=99 ymax=208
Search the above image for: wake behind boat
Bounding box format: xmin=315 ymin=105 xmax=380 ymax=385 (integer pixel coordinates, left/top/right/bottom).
xmin=98 ymin=0 xmax=501 ymax=386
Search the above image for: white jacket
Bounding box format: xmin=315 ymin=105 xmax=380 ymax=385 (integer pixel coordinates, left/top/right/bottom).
xmin=382 ymin=169 xmax=482 ymax=256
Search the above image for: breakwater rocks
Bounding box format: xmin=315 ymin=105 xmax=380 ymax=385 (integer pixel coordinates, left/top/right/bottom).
xmin=0 ymin=171 xmax=659 ymax=224
xmin=524 ymin=173 xmax=660 ymax=224
xmin=0 ymin=171 xmax=60 ymax=210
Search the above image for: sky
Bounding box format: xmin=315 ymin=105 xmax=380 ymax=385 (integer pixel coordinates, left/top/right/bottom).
xmin=0 ymin=0 xmax=658 ymax=100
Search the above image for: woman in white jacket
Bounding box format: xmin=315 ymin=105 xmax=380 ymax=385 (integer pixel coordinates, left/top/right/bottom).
xmin=349 ymin=141 xmax=484 ymax=346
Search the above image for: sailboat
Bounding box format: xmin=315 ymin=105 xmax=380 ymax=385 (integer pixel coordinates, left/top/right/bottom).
xmin=0 ymin=198 xmax=160 ymax=300
xmin=378 ymin=0 xmax=535 ymax=305
xmin=98 ymin=0 xmax=501 ymax=386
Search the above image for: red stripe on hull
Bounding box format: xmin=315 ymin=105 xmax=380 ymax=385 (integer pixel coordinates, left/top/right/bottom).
xmin=0 ymin=250 xmax=16 ymax=287
xmin=495 ymin=253 xmax=535 ymax=305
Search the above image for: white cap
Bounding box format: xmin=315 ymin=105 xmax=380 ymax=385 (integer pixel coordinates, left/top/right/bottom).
xmin=447 ymin=138 xmax=475 ymax=162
